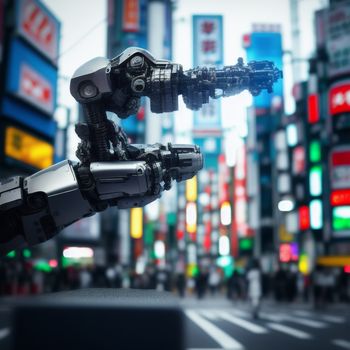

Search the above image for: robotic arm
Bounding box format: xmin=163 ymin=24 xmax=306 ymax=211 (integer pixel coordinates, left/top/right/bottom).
xmin=0 ymin=47 xmax=282 ymax=255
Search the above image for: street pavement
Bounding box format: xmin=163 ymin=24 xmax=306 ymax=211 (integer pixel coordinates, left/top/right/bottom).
xmin=0 ymin=295 xmax=349 ymax=349
xmin=182 ymin=297 xmax=350 ymax=350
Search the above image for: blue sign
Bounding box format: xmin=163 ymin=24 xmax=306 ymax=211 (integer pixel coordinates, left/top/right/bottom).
xmin=6 ymin=38 xmax=58 ymax=115
xmin=245 ymin=32 xmax=283 ymax=109
xmin=2 ymin=97 xmax=57 ymax=139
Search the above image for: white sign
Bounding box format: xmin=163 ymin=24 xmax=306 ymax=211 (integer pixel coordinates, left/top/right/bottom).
xmin=19 ymin=63 xmax=54 ymax=114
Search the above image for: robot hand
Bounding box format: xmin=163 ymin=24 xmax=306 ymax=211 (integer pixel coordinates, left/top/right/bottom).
xmin=0 ymin=142 xmax=202 ymax=254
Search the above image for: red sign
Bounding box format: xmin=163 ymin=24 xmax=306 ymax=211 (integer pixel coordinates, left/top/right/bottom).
xmin=332 ymin=149 xmax=350 ymax=166
xmin=331 ymin=147 xmax=350 ymax=189
xmin=308 ymin=94 xmax=320 ymax=123
xmin=122 ymin=0 xmax=139 ymax=32
xmin=19 ymin=63 xmax=53 ymax=114
xmin=329 ymin=82 xmax=350 ymax=115
xmin=299 ymin=205 xmax=310 ymax=230
xmin=218 ymin=154 xmax=229 ymax=203
xmin=331 ymin=189 xmax=350 ymax=206
xmin=233 ymin=142 xmax=249 ymax=238
xmin=279 ymin=243 xmax=298 ymax=263
xmin=17 ymin=0 xmax=60 ymax=63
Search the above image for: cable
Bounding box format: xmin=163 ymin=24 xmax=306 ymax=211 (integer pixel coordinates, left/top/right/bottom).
xmin=57 ymin=17 xmax=107 ymax=60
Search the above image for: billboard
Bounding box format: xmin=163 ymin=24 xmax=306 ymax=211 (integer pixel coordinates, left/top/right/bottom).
xmin=243 ymin=30 xmax=283 ymax=109
xmin=6 ymin=38 xmax=57 ymax=115
xmin=327 ymin=2 xmax=350 ymax=78
xmin=333 ymin=206 xmax=350 ymax=237
xmin=193 ymin=15 xmax=223 ymax=66
xmin=15 ymin=0 xmax=60 ymax=64
xmin=4 ymin=125 xmax=54 ymax=169
xmin=122 ymin=0 xmax=140 ymax=32
xmin=330 ymin=146 xmax=350 ymax=189
xmin=192 ymin=15 xmax=223 ymax=132
xmin=2 ymin=97 xmax=57 ymax=139
xmin=234 ymin=141 xmax=249 ymax=237
xmin=329 ymin=81 xmax=350 ymax=115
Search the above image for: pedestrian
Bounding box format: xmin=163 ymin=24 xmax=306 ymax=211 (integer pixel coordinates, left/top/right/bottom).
xmin=195 ymin=269 xmax=208 ymax=299
xmin=208 ymin=267 xmax=220 ymax=296
xmin=247 ymin=259 xmax=262 ymax=319
xmin=176 ymin=273 xmax=186 ymax=298
xmin=227 ymin=270 xmax=242 ymax=301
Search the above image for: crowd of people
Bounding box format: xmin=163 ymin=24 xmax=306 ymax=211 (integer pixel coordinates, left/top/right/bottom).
xmin=0 ymin=258 xmax=349 ymax=310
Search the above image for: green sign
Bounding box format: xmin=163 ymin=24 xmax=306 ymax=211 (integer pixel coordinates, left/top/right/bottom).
xmin=310 ymin=140 xmax=321 ymax=163
xmin=333 ymin=206 xmax=350 ymax=231
xmin=6 ymin=250 xmax=16 ymax=258
xmin=239 ymin=238 xmax=253 ymax=250
xmin=23 ymin=249 xmax=32 ymax=258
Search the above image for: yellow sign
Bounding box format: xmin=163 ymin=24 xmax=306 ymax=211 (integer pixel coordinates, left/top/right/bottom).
xmin=299 ymin=254 xmax=309 ymax=275
xmin=186 ymin=176 xmax=197 ymax=202
xmin=130 ymin=207 xmax=143 ymax=239
xmin=5 ymin=126 xmax=53 ymax=169
xmin=317 ymin=256 xmax=350 ymax=267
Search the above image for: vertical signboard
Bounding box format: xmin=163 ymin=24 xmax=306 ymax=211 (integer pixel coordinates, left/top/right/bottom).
xmin=327 ymin=2 xmax=350 ymax=78
xmin=192 ymin=15 xmax=223 ymax=132
xmin=16 ymin=0 xmax=60 ymax=64
xmin=234 ymin=140 xmax=249 ymax=237
xmin=192 ymin=15 xmax=223 ymax=172
xmin=330 ymin=146 xmax=350 ymax=238
xmin=330 ymin=146 xmax=350 ymax=190
xmin=122 ymin=0 xmax=140 ymax=32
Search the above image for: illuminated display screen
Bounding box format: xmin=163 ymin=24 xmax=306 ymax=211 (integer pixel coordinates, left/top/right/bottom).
xmin=309 ymin=166 xmax=322 ymax=196
xmin=130 ymin=208 xmax=143 ymax=239
xmin=310 ymin=199 xmax=323 ymax=230
xmin=239 ymin=238 xmax=253 ymax=250
xmin=299 ymin=205 xmax=310 ymax=230
xmin=333 ymin=206 xmax=350 ymax=232
xmin=286 ymin=124 xmax=298 ymax=147
xmin=310 ymin=140 xmax=321 ymax=163
xmin=5 ymin=126 xmax=53 ymax=169
xmin=308 ymin=94 xmax=320 ymax=124
xmin=331 ymin=189 xmax=350 ymax=206
xmin=279 ymin=243 xmax=298 ymax=263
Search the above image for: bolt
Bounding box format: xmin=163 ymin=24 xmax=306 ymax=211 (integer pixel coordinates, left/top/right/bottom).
xmin=130 ymin=55 xmax=143 ymax=68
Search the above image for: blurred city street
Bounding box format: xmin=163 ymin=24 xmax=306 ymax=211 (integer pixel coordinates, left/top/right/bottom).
xmin=183 ymin=297 xmax=350 ymax=350
xmin=1 ymin=0 xmax=350 ymax=349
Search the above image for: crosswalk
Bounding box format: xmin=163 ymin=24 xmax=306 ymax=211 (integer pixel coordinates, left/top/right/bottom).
xmin=185 ymin=306 xmax=349 ymax=350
